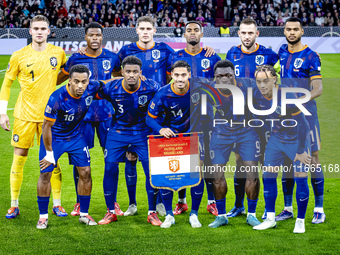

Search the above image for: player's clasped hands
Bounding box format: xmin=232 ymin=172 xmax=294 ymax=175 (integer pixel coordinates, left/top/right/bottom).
xmin=294 ymin=152 xmax=312 ymax=166
xmin=159 ymin=128 xmax=176 ymax=138
xmin=0 ymin=114 xmax=11 ymax=131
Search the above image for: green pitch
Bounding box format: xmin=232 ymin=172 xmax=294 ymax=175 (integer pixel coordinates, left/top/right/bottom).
xmin=0 ymin=54 xmax=339 ymax=254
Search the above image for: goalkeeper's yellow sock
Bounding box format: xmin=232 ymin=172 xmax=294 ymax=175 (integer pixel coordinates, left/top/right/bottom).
xmin=51 ymin=161 xmax=62 ymax=207
xmin=10 ymin=154 xmax=27 ymax=207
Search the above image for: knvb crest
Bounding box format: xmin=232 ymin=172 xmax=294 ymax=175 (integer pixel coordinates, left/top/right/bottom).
xmin=152 ymin=50 xmax=161 ymax=59
xmin=50 ymin=57 xmax=58 ymax=67
xmin=102 ymin=60 xmax=111 ymax=71
xmin=191 ymin=92 xmax=200 ymax=104
xmin=255 ymin=55 xmax=265 ymax=65
xmin=138 ymin=95 xmax=148 ymax=105
xmin=169 ymin=159 xmax=180 ymax=173
xmin=201 ymin=59 xmax=210 ymax=69
xmin=294 ymin=58 xmax=304 ymax=69
xmin=85 ymin=96 xmax=93 ymax=106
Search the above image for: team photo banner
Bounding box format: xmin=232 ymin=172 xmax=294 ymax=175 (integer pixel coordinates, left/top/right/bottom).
xmin=148 ymin=133 xmax=201 ymax=192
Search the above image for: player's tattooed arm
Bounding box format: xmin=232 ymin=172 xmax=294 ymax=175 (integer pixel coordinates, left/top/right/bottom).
xmin=40 ymin=119 xmax=56 ymax=170
xmin=57 ymin=71 xmax=69 ymax=85
xmin=309 ymin=79 xmax=323 ymax=100
xmin=203 ymin=46 xmax=215 ymax=57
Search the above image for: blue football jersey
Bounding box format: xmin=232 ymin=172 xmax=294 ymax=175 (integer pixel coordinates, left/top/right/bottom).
xmin=62 ymin=48 xmax=121 ymax=122
xmin=97 ymin=78 xmax=160 ymax=136
xmin=252 ymin=85 xmax=305 ymax=143
xmin=212 ymin=80 xmax=253 ymax=135
xmin=118 ymin=42 xmax=174 ymax=86
xmin=147 ymin=78 xmax=215 ymax=133
xmin=226 ymin=44 xmax=278 ymax=78
xmin=279 ymin=44 xmax=321 ymax=114
xmin=166 ymin=48 xmax=221 ymax=80
xmin=44 ymin=81 xmax=102 ymax=140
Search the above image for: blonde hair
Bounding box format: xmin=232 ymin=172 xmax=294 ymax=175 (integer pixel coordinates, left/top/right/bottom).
xmin=31 ymin=15 xmax=50 ymax=27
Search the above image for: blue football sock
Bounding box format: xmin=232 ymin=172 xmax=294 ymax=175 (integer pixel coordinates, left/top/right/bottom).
xmin=311 ymin=165 xmax=324 ymax=208
xmin=156 ymin=191 xmax=163 ymax=204
xmin=216 ymin=198 xmax=226 ymax=215
xmin=79 ymin=195 xmax=91 ymax=214
xmin=37 ymin=196 xmax=50 ymax=215
xmin=103 ymin=162 xmax=119 ymax=211
xmin=190 ymin=181 xmax=204 ymax=213
xmin=234 ymin=167 xmax=246 ymax=208
xmin=247 ymin=198 xmax=258 ymax=214
xmin=178 ymin=188 xmax=186 ymax=200
xmin=205 ymin=179 xmax=215 ymax=201
xmin=263 ymin=172 xmax=278 ymax=213
xmin=282 ymin=170 xmax=295 ymax=207
xmin=296 ymin=176 xmax=309 ymax=219
xmin=141 ymin=160 xmax=157 ymax=211
xmin=73 ymin=165 xmax=80 ymax=203
xmin=161 ymin=189 xmax=174 ymax=216
xmin=125 ymin=159 xmax=137 ymax=205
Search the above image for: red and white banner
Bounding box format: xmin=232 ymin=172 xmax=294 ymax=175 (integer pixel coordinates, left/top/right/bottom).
xmin=148 ymin=133 xmax=201 ymax=192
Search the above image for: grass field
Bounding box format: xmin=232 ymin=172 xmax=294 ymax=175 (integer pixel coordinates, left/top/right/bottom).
xmin=0 ymin=54 xmax=340 ymax=254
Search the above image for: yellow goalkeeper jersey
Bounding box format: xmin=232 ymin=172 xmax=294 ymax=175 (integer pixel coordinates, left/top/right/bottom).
xmin=5 ymin=43 xmax=66 ymax=122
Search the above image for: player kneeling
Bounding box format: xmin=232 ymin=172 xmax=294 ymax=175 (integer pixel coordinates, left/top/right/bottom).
xmin=36 ymin=65 xmax=102 ymax=229
xmin=251 ymin=65 xmax=311 ymax=233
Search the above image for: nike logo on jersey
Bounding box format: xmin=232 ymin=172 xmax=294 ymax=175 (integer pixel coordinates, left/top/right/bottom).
xmin=66 ymin=108 xmax=73 ymax=113
xmin=315 ymin=180 xmax=323 ymax=184
xmin=27 ymin=63 xmax=34 ymax=67
xmin=170 ymin=104 xmax=178 ymax=109
xmin=163 ymin=192 xmax=171 ymax=196
xmin=299 ymin=197 xmax=308 ymax=202
xmin=280 ymin=58 xmax=285 ymax=61
xmin=234 ymin=58 xmax=241 ymax=62
xmin=194 ymin=192 xmax=203 ymax=195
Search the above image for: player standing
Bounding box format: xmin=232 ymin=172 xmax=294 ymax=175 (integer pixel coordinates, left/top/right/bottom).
xmin=278 ymin=17 xmax=325 ymax=224
xmin=166 ymin=21 xmax=221 ymax=216
xmin=95 ymin=56 xmax=162 ymax=226
xmin=117 ymin=16 xmax=174 ymax=216
xmin=0 ymin=15 xmax=67 ymax=219
xmin=225 ymin=17 xmax=279 ymax=218
xmin=118 ymin=17 xmax=216 ymax=216
xmin=37 ymin=65 xmax=101 ymax=229
xmin=57 ymin=22 xmax=123 ymax=216
xmin=208 ymin=60 xmax=261 ymax=228
xmin=146 ymin=61 xmax=212 ymax=228
xmin=252 ymin=65 xmax=312 ymax=233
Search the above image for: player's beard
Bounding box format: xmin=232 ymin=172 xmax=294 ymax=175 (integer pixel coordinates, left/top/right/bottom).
xmin=286 ymin=35 xmax=301 ymax=45
xmin=188 ymin=39 xmax=199 ymax=46
xmin=242 ymin=39 xmax=255 ymax=50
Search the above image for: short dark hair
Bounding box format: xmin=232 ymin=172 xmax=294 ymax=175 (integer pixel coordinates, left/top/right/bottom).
xmin=254 ymin=65 xmax=277 ymax=78
xmin=122 ymin=56 xmax=142 ymax=69
xmin=285 ymin=17 xmax=303 ymax=27
xmin=136 ymin=16 xmax=155 ymax=27
xmin=171 ymin=60 xmax=191 ymax=73
xmin=185 ymin=20 xmax=203 ymax=32
xmin=69 ymin=64 xmax=90 ymax=78
xmin=213 ymin=60 xmax=234 ymax=73
xmin=85 ymin=22 xmax=103 ymax=34
xmin=240 ymin=17 xmax=257 ymax=28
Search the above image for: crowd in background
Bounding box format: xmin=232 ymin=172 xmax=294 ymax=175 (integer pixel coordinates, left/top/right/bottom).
xmin=0 ymin=0 xmax=339 ymax=28
xmin=227 ymin=0 xmax=340 ymax=26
